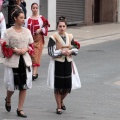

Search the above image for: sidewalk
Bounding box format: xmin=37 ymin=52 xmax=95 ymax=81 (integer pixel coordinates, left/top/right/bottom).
xmin=44 ymin=23 xmax=120 ymax=47
xmin=1 ymin=23 xmax=120 ymax=63
xmin=43 ymin=23 xmax=120 ymax=53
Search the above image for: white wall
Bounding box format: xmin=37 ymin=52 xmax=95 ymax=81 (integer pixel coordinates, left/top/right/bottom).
xmin=48 ymin=0 xmax=56 ymax=30
xmin=25 ymin=0 xmax=40 ymax=17
xmin=117 ymin=0 xmax=120 ymax=22
xmin=25 ymin=0 xmax=56 ymax=30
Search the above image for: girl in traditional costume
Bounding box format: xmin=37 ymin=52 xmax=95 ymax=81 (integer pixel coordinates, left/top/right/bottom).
xmin=25 ymin=3 xmax=50 ymax=80
xmin=1 ymin=9 xmax=34 ymax=118
xmin=47 ymin=16 xmax=81 ymax=114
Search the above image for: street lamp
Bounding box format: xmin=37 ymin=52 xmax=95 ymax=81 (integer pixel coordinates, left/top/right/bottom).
xmin=7 ymin=0 xmax=16 ymax=27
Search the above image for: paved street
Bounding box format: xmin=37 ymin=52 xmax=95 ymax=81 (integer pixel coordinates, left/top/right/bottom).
xmin=0 ymin=23 xmax=120 ymax=119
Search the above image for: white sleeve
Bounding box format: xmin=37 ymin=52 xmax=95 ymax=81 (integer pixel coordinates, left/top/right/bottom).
xmin=24 ymin=17 xmax=29 ymax=28
xmin=0 ymin=13 xmax=6 ymax=39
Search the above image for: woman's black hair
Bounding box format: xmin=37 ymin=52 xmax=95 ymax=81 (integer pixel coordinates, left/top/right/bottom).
xmin=57 ymin=16 xmax=67 ymax=27
xmin=11 ymin=8 xmax=24 ymax=22
xmin=31 ymin=2 xmax=38 ymax=9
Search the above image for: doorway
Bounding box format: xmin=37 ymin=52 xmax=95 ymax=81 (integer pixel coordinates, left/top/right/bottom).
xmin=94 ymin=0 xmax=101 ymax=23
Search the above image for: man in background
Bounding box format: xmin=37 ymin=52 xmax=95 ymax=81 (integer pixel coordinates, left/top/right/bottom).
xmin=16 ymin=0 xmax=27 ymax=19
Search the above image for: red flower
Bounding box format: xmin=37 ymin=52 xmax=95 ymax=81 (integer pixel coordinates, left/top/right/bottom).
xmin=72 ymin=40 xmax=80 ymax=49
xmin=2 ymin=41 xmax=13 ymax=58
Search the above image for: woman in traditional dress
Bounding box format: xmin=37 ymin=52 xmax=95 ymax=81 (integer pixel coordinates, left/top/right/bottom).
xmin=47 ymin=16 xmax=81 ymax=114
xmin=1 ymin=9 xmax=34 ymax=118
xmin=25 ymin=2 xmax=50 ymax=80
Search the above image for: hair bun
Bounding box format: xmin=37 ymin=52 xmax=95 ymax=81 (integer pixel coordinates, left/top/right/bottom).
xmin=59 ymin=16 xmax=66 ymax=20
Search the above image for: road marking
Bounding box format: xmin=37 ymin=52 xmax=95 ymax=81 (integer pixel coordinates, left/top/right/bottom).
xmin=3 ymin=119 xmax=17 ymax=120
xmin=80 ymin=34 xmax=120 ymax=47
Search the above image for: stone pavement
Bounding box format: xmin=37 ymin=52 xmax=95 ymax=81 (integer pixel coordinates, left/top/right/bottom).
xmin=1 ymin=23 xmax=120 ymax=63
xmin=0 ymin=23 xmax=120 ymax=120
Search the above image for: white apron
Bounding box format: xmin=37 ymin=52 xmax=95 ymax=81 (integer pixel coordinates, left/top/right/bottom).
xmin=4 ymin=66 xmax=32 ymax=91
xmin=47 ymin=58 xmax=81 ymax=89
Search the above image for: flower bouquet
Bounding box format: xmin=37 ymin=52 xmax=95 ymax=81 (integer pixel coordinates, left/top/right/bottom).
xmin=72 ymin=40 xmax=80 ymax=49
xmin=2 ymin=41 xmax=13 ymax=58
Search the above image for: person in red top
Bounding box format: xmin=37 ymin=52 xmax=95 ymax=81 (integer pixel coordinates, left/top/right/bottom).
xmin=25 ymin=2 xmax=50 ymax=80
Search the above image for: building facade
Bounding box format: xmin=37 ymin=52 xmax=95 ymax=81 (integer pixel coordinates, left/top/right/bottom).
xmin=39 ymin=0 xmax=118 ymax=30
xmin=2 ymin=0 xmax=118 ymax=30
xmin=85 ymin=0 xmax=118 ymax=25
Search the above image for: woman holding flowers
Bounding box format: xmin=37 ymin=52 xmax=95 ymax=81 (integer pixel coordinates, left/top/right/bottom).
xmin=47 ymin=16 xmax=81 ymax=115
xmin=1 ymin=9 xmax=34 ymax=118
xmin=25 ymin=2 xmax=50 ymax=80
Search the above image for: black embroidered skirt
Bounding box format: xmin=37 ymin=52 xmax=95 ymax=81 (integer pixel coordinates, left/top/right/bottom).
xmin=54 ymin=58 xmax=72 ymax=95
xmin=12 ymin=55 xmax=27 ymax=90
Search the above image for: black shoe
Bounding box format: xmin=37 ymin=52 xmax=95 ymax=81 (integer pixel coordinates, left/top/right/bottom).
xmin=32 ymin=74 xmax=38 ymax=81
xmin=56 ymin=108 xmax=62 ymax=115
xmin=32 ymin=75 xmax=36 ymax=81
xmin=61 ymin=105 xmax=66 ymax=110
xmin=5 ymin=97 xmax=11 ymax=112
xmin=61 ymin=102 xmax=66 ymax=110
xmin=36 ymin=74 xmax=38 ymax=79
xmin=16 ymin=109 xmax=27 ymax=118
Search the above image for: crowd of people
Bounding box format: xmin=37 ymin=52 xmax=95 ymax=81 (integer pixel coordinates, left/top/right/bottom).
xmin=0 ymin=0 xmax=81 ymax=118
